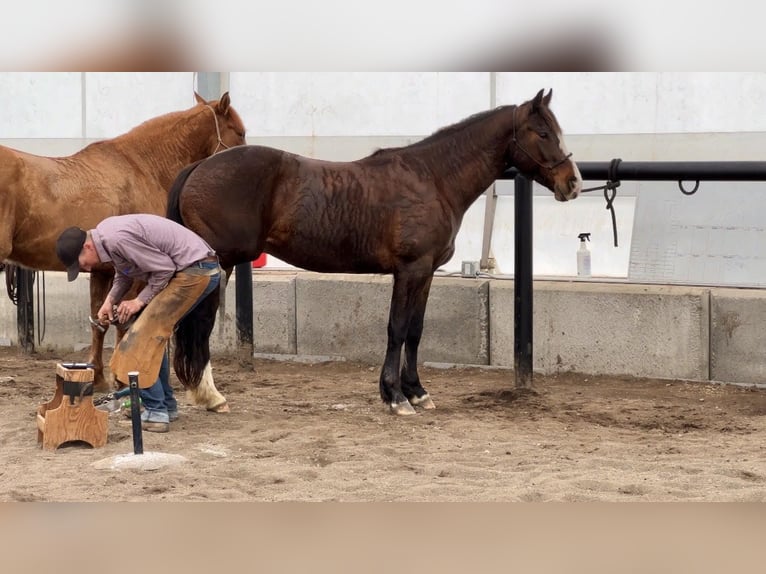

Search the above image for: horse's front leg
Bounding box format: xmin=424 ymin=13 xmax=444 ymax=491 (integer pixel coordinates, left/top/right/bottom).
xmin=400 ymin=275 xmax=436 ymax=410
xmin=88 ymin=270 xmax=114 ymax=391
xmin=379 ymin=268 xmax=431 ymax=416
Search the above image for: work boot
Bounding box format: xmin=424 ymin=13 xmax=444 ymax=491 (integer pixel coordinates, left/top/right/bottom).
xmin=140 ymin=409 xmax=170 ymax=433
xmin=142 ymin=420 xmax=170 ymax=433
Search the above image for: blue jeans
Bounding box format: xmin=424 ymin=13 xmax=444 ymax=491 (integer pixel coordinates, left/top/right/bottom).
xmin=140 ymin=264 xmax=221 ymax=423
xmin=140 ymin=350 xmax=176 ymax=422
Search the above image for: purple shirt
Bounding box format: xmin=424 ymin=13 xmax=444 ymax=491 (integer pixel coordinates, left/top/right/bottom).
xmin=91 ymin=214 xmax=215 ymax=305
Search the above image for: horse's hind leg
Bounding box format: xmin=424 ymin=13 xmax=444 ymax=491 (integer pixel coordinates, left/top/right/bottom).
xmin=400 ymin=275 xmax=436 ymax=410
xmin=174 ymin=282 xmax=229 ymax=413
xmin=187 ymin=361 xmax=229 ymax=413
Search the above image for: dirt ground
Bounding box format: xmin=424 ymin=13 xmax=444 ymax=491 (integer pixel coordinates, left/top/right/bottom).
xmin=1 ymin=345 xmax=766 ymax=502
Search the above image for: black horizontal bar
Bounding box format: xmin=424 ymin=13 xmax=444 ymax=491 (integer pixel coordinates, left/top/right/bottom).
xmin=501 ymin=161 xmax=766 ymax=183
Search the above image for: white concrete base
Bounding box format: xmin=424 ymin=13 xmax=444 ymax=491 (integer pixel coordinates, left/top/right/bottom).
xmin=92 ymin=452 xmax=188 ymax=471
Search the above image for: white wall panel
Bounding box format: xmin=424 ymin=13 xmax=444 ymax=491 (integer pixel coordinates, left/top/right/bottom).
xmin=656 ymin=73 xmax=766 ymax=133
xmin=230 ymin=72 xmax=490 ymax=138
xmin=497 ymin=72 xmax=659 ymax=136
xmin=0 ymin=72 xmax=82 ymax=138
xmin=84 ymin=72 xmax=195 ymax=138
xmin=498 ymin=72 xmax=766 ymax=135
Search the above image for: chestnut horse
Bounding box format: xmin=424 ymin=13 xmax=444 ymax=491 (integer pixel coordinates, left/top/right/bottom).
xmin=0 ymin=92 xmax=246 ymax=412
xmin=167 ymin=89 xmax=582 ymax=415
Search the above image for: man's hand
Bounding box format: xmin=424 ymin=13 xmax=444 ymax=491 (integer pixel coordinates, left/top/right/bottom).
xmin=115 ymin=298 xmax=145 ymax=324
xmin=97 ymin=297 xmax=115 ymax=323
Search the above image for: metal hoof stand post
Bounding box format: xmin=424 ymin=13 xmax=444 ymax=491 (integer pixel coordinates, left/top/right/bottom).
xmin=127 ymin=371 xmax=143 ymax=455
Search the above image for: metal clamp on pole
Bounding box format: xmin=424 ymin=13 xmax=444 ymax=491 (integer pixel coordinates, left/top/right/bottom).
xmin=128 ymin=371 xmax=143 ymax=455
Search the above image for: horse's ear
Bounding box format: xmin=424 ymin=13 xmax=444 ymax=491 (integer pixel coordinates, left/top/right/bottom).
xmin=194 ymin=91 xmax=206 ymax=105
xmin=543 ymin=89 xmax=552 ymax=107
xmin=532 ymin=89 xmax=545 ymax=111
xmin=217 ymin=92 xmax=231 ymax=115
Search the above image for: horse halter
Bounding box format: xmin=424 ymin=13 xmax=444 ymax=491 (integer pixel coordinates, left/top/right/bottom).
xmin=511 ymin=106 xmax=572 ymax=172
xmin=205 ymin=105 xmax=231 ymax=155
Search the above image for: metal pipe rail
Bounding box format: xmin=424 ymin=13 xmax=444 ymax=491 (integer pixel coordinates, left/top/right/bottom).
xmin=500 ymin=160 xmax=766 ymax=389
xmin=503 ymin=161 xmax=766 ymax=184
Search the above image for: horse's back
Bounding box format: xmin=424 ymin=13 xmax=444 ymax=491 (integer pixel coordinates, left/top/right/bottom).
xmin=193 ymin=146 xmax=432 ymax=271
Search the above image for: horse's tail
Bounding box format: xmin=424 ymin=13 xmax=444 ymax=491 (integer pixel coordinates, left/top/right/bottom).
xmin=167 ymin=158 xmax=217 ymax=390
xmin=173 ymin=281 xmax=220 ymax=390
xmin=166 ymin=159 xmax=206 ymax=224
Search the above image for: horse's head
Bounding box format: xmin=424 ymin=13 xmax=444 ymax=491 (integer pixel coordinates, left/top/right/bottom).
xmin=509 ymin=89 xmax=582 ymax=202
xmin=194 ymin=91 xmax=247 ymax=155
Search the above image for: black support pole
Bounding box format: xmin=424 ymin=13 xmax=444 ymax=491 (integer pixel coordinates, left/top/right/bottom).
xmin=16 ymin=269 xmax=35 ymax=353
xmin=514 ymin=176 xmax=533 ymax=389
xmin=128 ymin=371 xmax=143 ymax=455
xmin=235 ymin=265 xmax=254 ymax=361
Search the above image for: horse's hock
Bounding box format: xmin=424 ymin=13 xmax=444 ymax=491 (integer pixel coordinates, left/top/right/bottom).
xmin=36 ymin=364 xmax=108 ymax=451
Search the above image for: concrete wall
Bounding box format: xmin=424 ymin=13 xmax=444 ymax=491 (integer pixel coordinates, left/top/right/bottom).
xmin=490 ymin=282 xmax=710 ymax=380
xmin=2 ymin=270 xmax=765 ymax=387
xmin=710 ymin=289 xmax=766 ymax=385
xmin=293 ymin=274 xmax=489 ymax=365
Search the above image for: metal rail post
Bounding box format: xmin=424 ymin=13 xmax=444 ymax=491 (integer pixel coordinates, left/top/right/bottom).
xmin=514 ymin=176 xmax=534 ymax=389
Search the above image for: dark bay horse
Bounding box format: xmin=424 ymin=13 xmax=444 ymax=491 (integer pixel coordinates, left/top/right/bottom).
xmin=0 ymin=92 xmax=246 ymax=411
xmin=167 ymin=89 xmax=582 ymax=415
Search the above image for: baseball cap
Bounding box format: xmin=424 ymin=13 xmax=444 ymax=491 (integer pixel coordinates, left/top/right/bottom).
xmin=55 ymin=227 xmax=87 ymax=281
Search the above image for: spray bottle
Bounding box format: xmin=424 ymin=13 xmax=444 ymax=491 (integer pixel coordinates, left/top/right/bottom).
xmin=577 ymin=233 xmax=591 ymax=277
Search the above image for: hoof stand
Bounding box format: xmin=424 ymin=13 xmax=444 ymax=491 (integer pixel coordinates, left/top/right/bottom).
xmin=37 ymin=364 xmax=108 ymax=450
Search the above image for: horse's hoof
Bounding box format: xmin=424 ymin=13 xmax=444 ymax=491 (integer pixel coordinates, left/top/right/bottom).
xmin=390 ymin=400 xmax=417 ymax=416
xmin=410 ymin=393 xmax=436 ymax=410
xmin=207 ymin=401 xmax=230 ymax=413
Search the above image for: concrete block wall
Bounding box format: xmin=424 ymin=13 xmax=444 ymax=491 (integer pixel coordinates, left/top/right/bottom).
xmin=2 ymin=270 xmax=766 ymax=387
xmin=710 ymin=289 xmax=766 ymax=385
xmin=294 ymin=274 xmax=489 ymax=365
xmin=0 ymin=272 xmax=93 ymax=352
xmin=490 ymin=281 xmax=710 ymax=380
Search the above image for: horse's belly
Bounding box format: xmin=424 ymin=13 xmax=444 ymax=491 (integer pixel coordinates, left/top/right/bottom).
xmin=267 ymin=240 xmax=388 ymax=274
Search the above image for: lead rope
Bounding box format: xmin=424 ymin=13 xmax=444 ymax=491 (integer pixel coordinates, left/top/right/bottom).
xmin=36 ymin=271 xmax=46 ymax=345
xmin=3 ymin=264 xmax=46 ymax=345
xmin=205 ymin=105 xmax=230 ymax=155
xmin=581 ymin=158 xmax=622 ymax=247
xmin=4 ymin=263 xmax=17 ymax=303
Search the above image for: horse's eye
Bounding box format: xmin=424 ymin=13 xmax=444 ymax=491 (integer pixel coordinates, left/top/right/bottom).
xmin=538 ymin=131 xmax=549 ymax=139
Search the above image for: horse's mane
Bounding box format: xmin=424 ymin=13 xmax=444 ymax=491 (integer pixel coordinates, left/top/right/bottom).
xmin=369 ymin=101 xmax=561 ymax=160
xmin=75 ymin=105 xmax=210 ymax=156
xmin=369 ymin=106 xmax=513 ymax=158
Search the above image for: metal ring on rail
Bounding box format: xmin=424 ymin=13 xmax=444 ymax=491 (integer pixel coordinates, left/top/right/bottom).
xmin=678 ymin=180 xmax=700 ymax=196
